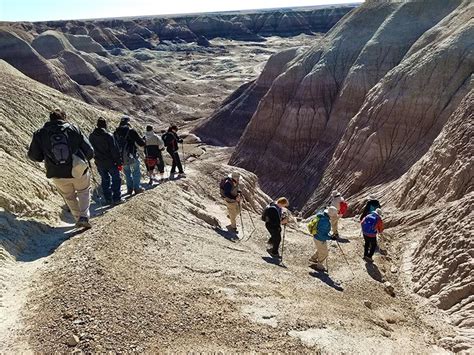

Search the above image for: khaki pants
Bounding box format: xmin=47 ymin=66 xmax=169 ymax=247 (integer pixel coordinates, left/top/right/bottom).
xmin=225 ymin=200 xmax=240 ymax=229
xmin=330 ymin=215 xmax=340 ymax=235
xmin=311 ymin=239 xmax=328 ymax=264
xmin=53 ymin=172 xmax=91 ymax=221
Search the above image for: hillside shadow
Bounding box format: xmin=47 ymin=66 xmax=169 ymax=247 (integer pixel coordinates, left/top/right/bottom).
xmin=334 ymin=237 xmax=350 ymax=244
xmin=309 ymin=271 xmax=344 ymax=292
xmin=1 ymin=210 xmax=83 ymax=262
xmin=365 ymin=262 xmax=384 ymax=282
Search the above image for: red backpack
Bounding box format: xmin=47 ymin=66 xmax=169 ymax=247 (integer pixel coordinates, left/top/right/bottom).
xmin=339 ymin=201 xmax=348 ymax=216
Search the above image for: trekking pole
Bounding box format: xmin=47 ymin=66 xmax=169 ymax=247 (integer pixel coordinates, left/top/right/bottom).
xmin=335 ymin=240 xmax=355 ymax=276
xmin=181 ymin=142 xmax=186 ymax=171
xmin=239 ymin=200 xmax=245 ymax=240
xmin=280 ymin=224 xmax=287 ymax=264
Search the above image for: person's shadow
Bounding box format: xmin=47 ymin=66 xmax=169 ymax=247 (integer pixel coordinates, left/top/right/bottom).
xmin=309 ymin=270 xmax=344 ymax=292
xmin=262 ymin=256 xmax=286 ymax=268
xmin=213 ymin=226 xmax=239 ymax=242
xmin=365 ymin=262 xmax=384 ymax=282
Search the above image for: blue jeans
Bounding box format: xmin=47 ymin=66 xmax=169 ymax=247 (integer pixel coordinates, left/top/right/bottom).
xmin=97 ymin=165 xmax=121 ymax=202
xmin=123 ymin=158 xmax=141 ymax=191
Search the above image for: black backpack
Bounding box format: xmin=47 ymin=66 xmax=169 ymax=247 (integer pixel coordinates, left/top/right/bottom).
xmin=261 ymin=204 xmax=279 ymax=224
xmin=46 ymin=124 xmax=72 ymax=165
xmin=162 ymin=132 xmax=173 ymax=148
xmin=115 ymin=129 xmax=133 ymax=165
xmin=219 ymin=177 xmax=232 ymax=198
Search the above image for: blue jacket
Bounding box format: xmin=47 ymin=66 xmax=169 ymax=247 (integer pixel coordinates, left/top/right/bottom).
xmin=314 ymin=213 xmax=331 ymax=242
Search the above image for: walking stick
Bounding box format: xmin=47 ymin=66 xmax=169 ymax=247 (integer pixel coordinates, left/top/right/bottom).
xmin=280 ymin=224 xmax=287 ymax=264
xmin=335 ymin=240 xmax=355 ymax=276
xmin=181 ymin=142 xmax=186 ymax=171
xmin=238 ymin=200 xmax=245 ymax=240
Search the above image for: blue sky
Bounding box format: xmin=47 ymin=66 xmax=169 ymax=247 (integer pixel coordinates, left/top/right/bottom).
xmin=0 ymin=0 xmax=362 ymax=22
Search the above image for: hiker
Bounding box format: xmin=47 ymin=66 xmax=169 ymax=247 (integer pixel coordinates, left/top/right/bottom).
xmin=143 ymin=125 xmax=165 ymax=185
xmin=162 ymin=125 xmax=185 ymax=177
xmin=308 ymin=206 xmax=335 ymax=271
xmin=329 ymin=190 xmax=347 ymax=238
xmin=360 ymin=196 xmax=381 ymax=221
xmin=262 ymin=197 xmax=289 ymax=258
xmin=361 ymin=208 xmax=384 ymax=262
xmin=89 ymin=117 xmax=123 ymax=205
xmin=114 ymin=116 xmax=145 ymax=195
xmin=27 ymin=109 xmax=94 ymax=228
xmin=220 ymin=172 xmax=242 ymax=232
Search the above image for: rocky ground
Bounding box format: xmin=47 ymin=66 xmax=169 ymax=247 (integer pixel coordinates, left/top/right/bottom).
xmin=1 ymin=149 xmax=458 ymax=353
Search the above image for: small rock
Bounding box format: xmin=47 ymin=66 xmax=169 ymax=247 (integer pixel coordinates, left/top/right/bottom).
xmin=363 ymin=300 xmax=372 ymax=309
xmin=390 ymin=266 xmax=398 ymax=273
xmin=262 ymin=314 xmax=275 ymax=320
xmin=384 ymin=282 xmax=396 ymax=297
xmin=66 ymin=334 xmax=80 ymax=347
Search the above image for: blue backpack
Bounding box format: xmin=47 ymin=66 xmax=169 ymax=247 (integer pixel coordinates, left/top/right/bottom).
xmin=361 ymin=213 xmax=378 ymax=235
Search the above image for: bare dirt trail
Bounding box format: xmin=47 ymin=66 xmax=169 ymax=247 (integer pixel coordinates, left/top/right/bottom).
xmin=0 ymin=219 xmax=81 ymax=352
xmin=0 ymin=151 xmax=455 ymax=353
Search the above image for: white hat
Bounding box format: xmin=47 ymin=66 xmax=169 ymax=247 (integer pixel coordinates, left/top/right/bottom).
xmin=375 ymin=208 xmax=383 ymax=216
xmin=231 ymin=171 xmax=240 ymax=180
xmin=327 ymin=206 xmax=338 ymax=217
xmin=331 ymin=190 xmax=340 ymax=198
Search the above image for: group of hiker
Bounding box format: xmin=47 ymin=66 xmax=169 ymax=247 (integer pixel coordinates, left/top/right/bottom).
xmin=221 ymin=171 xmax=384 ymax=269
xmin=28 ymin=109 xmax=186 ymax=229
xmin=29 ymin=108 xmax=384 ymax=269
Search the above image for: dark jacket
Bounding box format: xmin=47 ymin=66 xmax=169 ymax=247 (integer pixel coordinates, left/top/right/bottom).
xmin=89 ymin=128 xmax=121 ymax=169
xmin=263 ymin=202 xmax=282 ymax=228
xmin=114 ymin=124 xmax=145 ymax=157
xmin=360 ymin=199 xmax=381 ymax=221
xmin=28 ymin=120 xmax=94 ymax=179
xmin=163 ymin=130 xmax=182 ymax=153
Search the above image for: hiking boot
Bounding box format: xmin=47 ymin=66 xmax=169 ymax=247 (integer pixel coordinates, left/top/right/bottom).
xmin=267 ymin=248 xmax=280 ymax=259
xmin=148 ymin=178 xmax=154 ymax=186
xmin=178 ymin=172 xmax=186 ymax=178
xmin=127 ymin=189 xmax=133 ymax=195
xmin=134 ymin=187 xmax=145 ymax=194
xmin=76 ymin=217 xmax=91 ymax=229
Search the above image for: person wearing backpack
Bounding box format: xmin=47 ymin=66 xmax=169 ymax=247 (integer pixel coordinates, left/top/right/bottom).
xmin=360 ymin=196 xmax=381 ymax=221
xmin=28 ymin=109 xmax=94 ymax=228
xmin=162 ymin=125 xmax=185 ymax=178
xmin=114 ymin=116 xmax=145 ymax=195
xmin=361 ymin=208 xmax=384 ymax=262
xmin=307 ymin=206 xmax=334 ymax=271
xmin=143 ymin=125 xmax=165 ymax=185
xmin=220 ymin=172 xmax=241 ymax=232
xmin=262 ymin=197 xmax=289 ymax=258
xmin=89 ymin=117 xmax=123 ymax=205
xmin=329 ymin=190 xmax=346 ymax=238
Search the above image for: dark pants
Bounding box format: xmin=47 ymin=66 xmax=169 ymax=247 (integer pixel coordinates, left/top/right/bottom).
xmin=97 ymin=165 xmax=121 ymax=202
xmin=363 ymin=235 xmax=377 ymax=258
xmin=266 ymin=224 xmax=282 ymax=254
xmin=169 ymin=150 xmax=183 ymax=174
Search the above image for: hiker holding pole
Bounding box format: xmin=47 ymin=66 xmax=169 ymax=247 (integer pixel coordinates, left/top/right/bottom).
xmin=261 ymin=197 xmax=289 ymax=259
xmin=220 ymin=172 xmax=242 ymax=234
xmin=307 ymin=206 xmax=335 ymax=271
